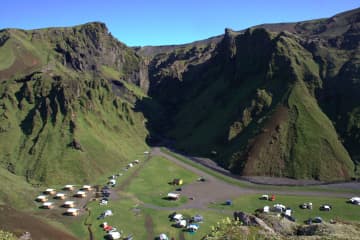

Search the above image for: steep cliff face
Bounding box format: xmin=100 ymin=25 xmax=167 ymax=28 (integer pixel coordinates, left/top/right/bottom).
xmin=0 ymin=22 xmax=148 ymax=184
xmin=141 ymin=8 xmax=360 ymax=181
xmin=0 ymin=8 xmax=359 ymax=184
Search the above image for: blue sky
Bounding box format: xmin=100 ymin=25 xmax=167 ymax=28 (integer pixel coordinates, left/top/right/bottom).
xmin=1 ymin=0 xmax=359 ymax=46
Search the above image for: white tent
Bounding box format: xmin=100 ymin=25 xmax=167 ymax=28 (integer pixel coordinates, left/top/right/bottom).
xmin=104 ymin=210 xmax=113 ymax=217
xmin=285 ymin=208 xmax=292 ymax=216
xmin=44 ymin=188 xmax=56 ymax=195
xmin=260 ymin=194 xmax=269 ymax=200
xmin=75 ymin=191 xmax=86 ymax=197
xmin=66 ymin=208 xmax=79 ymax=216
xmin=159 ymin=233 xmax=168 ymax=240
xmin=63 ymin=201 xmax=75 ymax=208
xmin=320 ymin=204 xmax=332 ymax=211
xmin=42 ymin=202 xmax=53 ymax=209
xmin=55 ymin=193 xmax=66 ymax=199
xmin=109 ymin=179 xmax=116 ymax=185
xmin=187 ymin=224 xmax=199 ymax=232
xmin=167 ymin=193 xmax=180 ymax=200
xmin=177 ymin=219 xmax=187 ymax=228
xmin=173 ymin=213 xmax=183 ymax=221
xmin=107 ymin=231 xmax=121 ymax=240
xmin=350 ymin=197 xmax=360 ymax=205
xmin=82 ymin=185 xmax=92 ymax=191
xmin=273 ymin=204 xmax=286 ymax=212
xmin=63 ymin=185 xmax=74 ymax=190
xmin=133 ymin=159 xmax=140 ymax=164
xmin=263 ymin=206 xmax=270 ymax=213
xmin=36 ymin=195 xmax=48 ymax=202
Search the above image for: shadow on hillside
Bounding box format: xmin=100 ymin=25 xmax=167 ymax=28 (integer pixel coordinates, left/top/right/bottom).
xmin=133 ymin=45 xmax=222 ymax=151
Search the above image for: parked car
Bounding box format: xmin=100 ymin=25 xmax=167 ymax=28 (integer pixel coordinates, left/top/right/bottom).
xmin=320 ymin=204 xmax=332 ymax=211
xmin=313 ymin=217 xmax=323 ymax=223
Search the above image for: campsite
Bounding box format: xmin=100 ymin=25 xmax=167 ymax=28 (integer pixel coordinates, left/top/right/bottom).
xmin=26 ymin=147 xmax=360 ymax=240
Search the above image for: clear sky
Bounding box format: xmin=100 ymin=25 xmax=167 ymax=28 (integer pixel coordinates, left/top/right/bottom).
xmin=1 ymin=0 xmax=359 ymax=46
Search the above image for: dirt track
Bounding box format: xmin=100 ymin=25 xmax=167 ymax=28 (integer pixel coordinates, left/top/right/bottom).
xmin=145 ymin=214 xmax=154 ymax=240
xmin=150 ymin=147 xmax=357 ymax=211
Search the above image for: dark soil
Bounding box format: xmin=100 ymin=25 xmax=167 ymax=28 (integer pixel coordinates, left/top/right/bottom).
xmin=0 ymin=205 xmax=78 ymax=240
xmin=242 ymin=105 xmax=289 ymax=176
xmin=179 ymin=231 xmax=185 ymax=240
xmin=144 ymin=214 xmax=154 ymax=240
xmin=0 ymin=48 xmax=40 ymax=81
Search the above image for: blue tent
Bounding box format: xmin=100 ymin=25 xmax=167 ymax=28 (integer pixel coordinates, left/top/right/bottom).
xmin=192 ymin=214 xmax=204 ymax=223
xmin=226 ymin=200 xmax=232 ymax=205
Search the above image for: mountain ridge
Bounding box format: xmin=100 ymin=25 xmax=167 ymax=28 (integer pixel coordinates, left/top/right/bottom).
xmin=0 ymin=8 xmax=359 ymax=193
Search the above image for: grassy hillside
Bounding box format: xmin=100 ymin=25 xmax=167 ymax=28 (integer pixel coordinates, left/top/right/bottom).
xmin=0 ymin=8 xmax=359 ymax=194
xmin=141 ymin=9 xmax=359 ymax=181
xmin=0 ymin=23 xmax=149 ymax=186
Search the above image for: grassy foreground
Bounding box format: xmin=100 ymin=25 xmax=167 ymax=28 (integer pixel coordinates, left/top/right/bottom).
xmin=210 ymin=194 xmax=359 ymax=223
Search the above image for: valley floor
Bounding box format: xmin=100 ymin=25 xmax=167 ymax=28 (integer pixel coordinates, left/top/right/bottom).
xmin=6 ymin=147 xmax=359 ymax=240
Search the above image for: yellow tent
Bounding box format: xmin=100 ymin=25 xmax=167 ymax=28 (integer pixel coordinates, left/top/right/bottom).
xmin=173 ymin=178 xmax=183 ymax=185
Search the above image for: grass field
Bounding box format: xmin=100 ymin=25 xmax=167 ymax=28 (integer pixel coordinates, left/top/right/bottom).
xmin=210 ymin=194 xmax=359 ymax=223
xmin=125 ymin=156 xmax=198 ymax=207
xmin=65 ymin=155 xmax=229 ymax=240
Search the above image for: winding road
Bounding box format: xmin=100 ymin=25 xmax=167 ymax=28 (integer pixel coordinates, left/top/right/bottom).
xmin=147 ymin=147 xmax=358 ymax=211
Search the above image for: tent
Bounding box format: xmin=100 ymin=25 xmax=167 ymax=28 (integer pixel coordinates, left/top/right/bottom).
xmin=172 ymin=213 xmax=183 ymax=222
xmin=63 ymin=201 xmax=75 ymax=208
xmin=285 ymin=208 xmax=292 ymax=216
xmin=260 ymin=194 xmax=269 ymax=200
xmin=350 ymin=197 xmax=360 ymax=205
xmin=263 ymin=206 xmax=270 ymax=213
xmin=320 ymin=204 xmax=332 ymax=211
xmin=36 ymin=195 xmax=48 ymax=202
xmin=173 ymin=178 xmax=183 ymax=185
xmin=273 ymin=204 xmax=286 ymax=212
xmin=44 ymin=188 xmax=56 ymax=195
xmin=42 ymin=202 xmax=54 ymax=209
xmin=55 ymin=193 xmax=66 ymax=199
xmin=191 ymin=214 xmax=204 ymax=223
xmin=167 ymin=193 xmax=180 ymax=200
xmin=177 ymin=219 xmax=187 ymax=228
xmin=104 ymin=225 xmax=113 ymax=231
xmin=63 ymin=185 xmax=74 ymax=190
xmin=107 ymin=231 xmax=121 ymax=240
xmin=159 ymin=233 xmax=168 ymax=240
xmin=75 ymin=191 xmax=86 ymax=198
xmin=66 ymin=208 xmax=79 ymax=216
xmin=109 ymin=179 xmax=116 ymax=186
xmin=225 ymin=200 xmax=232 ymax=205
xmin=300 ymin=202 xmax=313 ymax=209
xmin=187 ymin=224 xmax=199 ymax=232
xmin=82 ymin=185 xmax=92 ymax=191
xmin=270 ymin=195 xmax=276 ymax=201
xmin=133 ymin=159 xmax=140 ymax=164
xmin=104 ymin=210 xmax=113 ymax=217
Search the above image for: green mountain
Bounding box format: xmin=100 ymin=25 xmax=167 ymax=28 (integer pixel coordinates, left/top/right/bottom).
xmin=139 ymin=8 xmax=360 ymax=181
xmin=0 ymin=22 xmax=148 ymax=187
xmin=0 ymin=7 xmax=359 ymax=193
